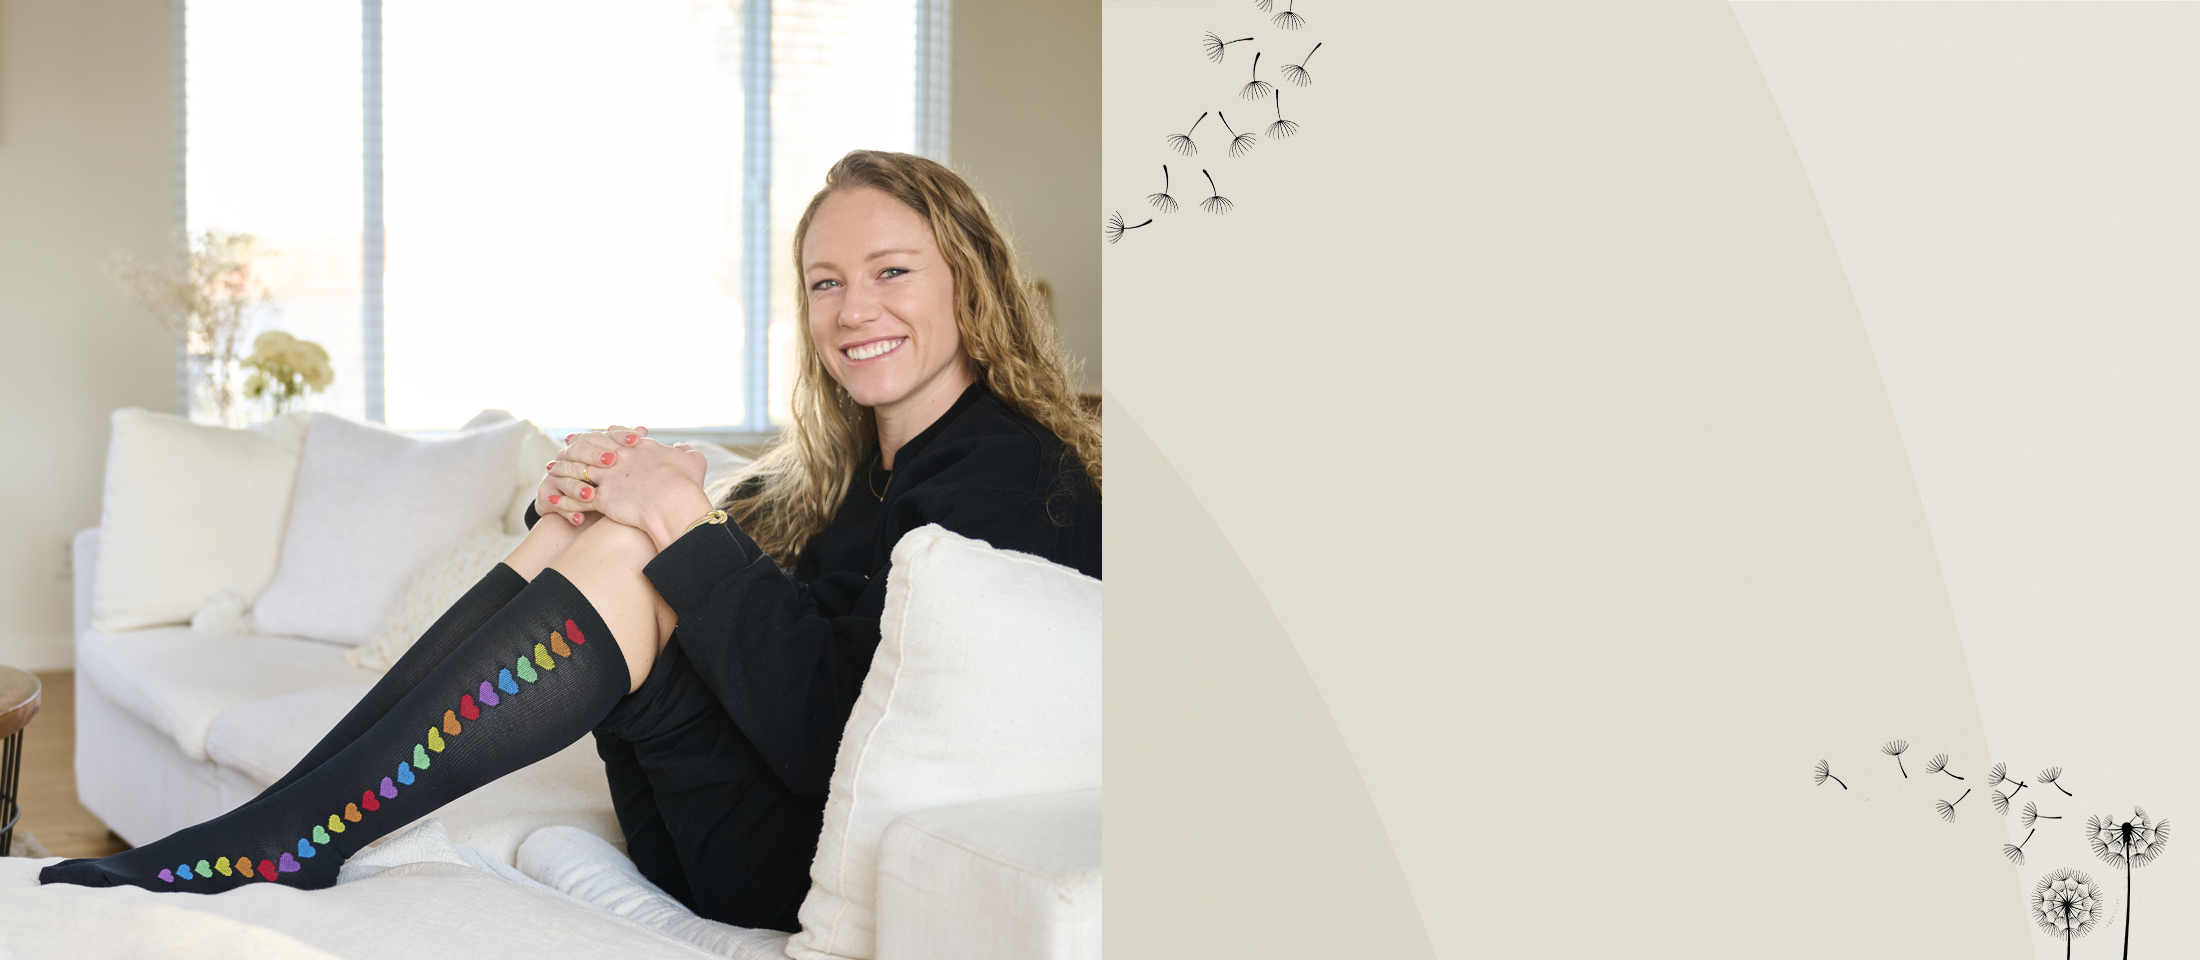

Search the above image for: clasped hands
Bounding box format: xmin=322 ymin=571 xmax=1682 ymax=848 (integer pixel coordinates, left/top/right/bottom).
xmin=535 ymin=424 xmax=717 ymax=550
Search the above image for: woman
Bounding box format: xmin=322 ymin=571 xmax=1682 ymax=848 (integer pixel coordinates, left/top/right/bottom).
xmin=42 ymin=150 xmax=1101 ymax=933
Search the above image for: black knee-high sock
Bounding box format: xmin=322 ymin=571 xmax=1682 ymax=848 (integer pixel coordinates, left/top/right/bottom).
xmin=258 ymin=563 xmax=529 ymax=798
xmin=41 ymin=569 xmax=631 ymax=892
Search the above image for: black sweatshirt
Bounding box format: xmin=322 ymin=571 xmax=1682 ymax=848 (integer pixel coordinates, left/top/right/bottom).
xmin=532 ymin=383 xmax=1100 ymax=798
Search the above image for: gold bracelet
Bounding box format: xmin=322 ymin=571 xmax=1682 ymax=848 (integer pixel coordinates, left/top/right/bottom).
xmin=682 ymin=509 xmax=729 ymax=534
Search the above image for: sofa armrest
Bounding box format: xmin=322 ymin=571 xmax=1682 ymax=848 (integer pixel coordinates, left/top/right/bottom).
xmin=874 ymin=789 xmax=1100 ymax=960
xmin=73 ymin=527 xmax=101 ymax=639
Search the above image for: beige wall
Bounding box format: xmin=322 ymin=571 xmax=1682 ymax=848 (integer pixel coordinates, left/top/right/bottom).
xmin=0 ymin=0 xmax=177 ymax=670
xmin=949 ymin=0 xmax=1099 ymax=391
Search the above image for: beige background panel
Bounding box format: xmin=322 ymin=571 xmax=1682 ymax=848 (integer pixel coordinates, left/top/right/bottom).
xmin=1735 ymin=5 xmax=2200 ymax=957
xmin=1107 ymin=2 xmax=2023 ymax=955
xmin=1103 ymin=392 xmax=1436 ymax=960
xmin=0 ymin=0 xmax=178 ymax=671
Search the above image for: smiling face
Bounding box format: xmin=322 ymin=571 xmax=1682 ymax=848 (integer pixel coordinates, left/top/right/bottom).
xmin=802 ymin=186 xmax=976 ymax=426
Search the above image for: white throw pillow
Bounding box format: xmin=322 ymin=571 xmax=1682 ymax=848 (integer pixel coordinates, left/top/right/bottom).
xmin=253 ymin=415 xmax=534 ymax=645
xmin=346 ymin=524 xmax=529 ymax=671
xmin=91 ymin=408 xmax=312 ymax=633
xmin=787 ymin=524 xmax=1102 ymax=960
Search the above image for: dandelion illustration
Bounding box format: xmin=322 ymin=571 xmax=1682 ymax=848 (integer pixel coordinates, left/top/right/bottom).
xmin=1994 ymin=786 xmax=2031 ymax=815
xmin=1266 ymin=90 xmax=1299 ymax=139
xmin=1104 ymin=211 xmax=1153 ymax=244
xmin=2039 ymin=767 xmax=2075 ymax=797
xmin=1219 ymin=112 xmax=1257 ymax=158
xmin=1167 ymin=112 xmax=1208 ymax=157
xmin=1147 ymin=166 xmax=1178 ymax=214
xmin=1883 ymin=740 xmax=1910 ymax=778
xmin=2031 ymin=867 xmax=2105 ymax=960
xmin=1989 ymin=764 xmax=2029 ymax=812
xmin=2022 ymin=801 xmax=2064 ymax=829
xmin=1203 ymin=32 xmax=1254 ymax=64
xmin=2005 ymin=828 xmax=2037 ymax=865
xmin=1271 ymin=0 xmax=1306 ymax=30
xmin=1198 ymin=169 xmax=1233 ymax=214
xmin=1936 ymin=788 xmax=1972 ymax=823
xmin=1925 ymin=753 xmax=1965 ymax=781
xmin=1813 ymin=759 xmax=1847 ymax=790
xmin=1281 ymin=43 xmax=1322 ymax=87
xmin=1240 ymin=52 xmax=1273 ymax=102
xmin=2089 ymin=806 xmax=2170 ymax=960
xmin=1254 ymin=0 xmax=1272 ymax=10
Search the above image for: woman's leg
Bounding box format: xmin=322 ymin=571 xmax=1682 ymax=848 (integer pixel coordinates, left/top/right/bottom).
xmin=41 ymin=518 xmax=676 ymax=892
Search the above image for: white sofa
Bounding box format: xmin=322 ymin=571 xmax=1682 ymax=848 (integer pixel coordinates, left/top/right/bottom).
xmin=49 ymin=412 xmax=1101 ymax=960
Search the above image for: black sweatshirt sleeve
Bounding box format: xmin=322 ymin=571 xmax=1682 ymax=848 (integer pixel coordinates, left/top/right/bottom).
xmin=639 ymin=427 xmax=1095 ymax=799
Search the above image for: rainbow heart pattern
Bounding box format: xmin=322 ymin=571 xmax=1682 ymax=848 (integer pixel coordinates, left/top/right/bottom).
xmin=149 ymin=618 xmax=592 ymax=886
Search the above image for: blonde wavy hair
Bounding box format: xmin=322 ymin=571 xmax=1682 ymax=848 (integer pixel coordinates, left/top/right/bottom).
xmin=723 ymin=150 xmax=1101 ymax=566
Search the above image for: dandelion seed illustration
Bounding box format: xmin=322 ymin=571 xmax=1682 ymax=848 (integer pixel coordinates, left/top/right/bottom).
xmin=1198 ymin=169 xmax=1233 ymax=214
xmin=1884 ymin=740 xmax=1910 ymax=778
xmin=1167 ymin=112 xmax=1208 ymax=157
xmin=1813 ymin=759 xmax=1847 ymax=790
xmin=1271 ymin=0 xmax=1306 ymax=30
xmin=2022 ymin=801 xmax=2064 ymax=829
xmin=1994 ymin=784 xmax=2031 ymax=815
xmin=2090 ymin=806 xmax=2170 ymax=960
xmin=2005 ymin=828 xmax=2037 ymax=865
xmin=1281 ymin=43 xmax=1322 ymax=87
xmin=1147 ymin=166 xmax=1178 ymax=214
xmin=1936 ymin=788 xmax=1972 ymax=823
xmin=1104 ymin=211 xmax=1153 ymax=244
xmin=2039 ymin=766 xmax=2075 ymax=797
xmin=1240 ymin=52 xmax=1274 ymax=102
xmin=1925 ymin=753 xmax=1965 ymax=781
xmin=1203 ymin=32 xmax=1254 ymax=64
xmin=1219 ymin=112 xmax=1257 ymax=158
xmin=1266 ymin=90 xmax=1299 ymax=139
xmin=2031 ymin=867 xmax=2105 ymax=960
xmin=1254 ymin=0 xmax=1272 ymax=10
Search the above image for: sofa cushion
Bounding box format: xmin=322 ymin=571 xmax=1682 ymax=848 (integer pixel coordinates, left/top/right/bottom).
xmin=788 ymin=525 xmax=1102 ymax=960
xmin=91 ymin=408 xmax=311 ymax=633
xmin=254 ymin=414 xmax=535 ymax=646
xmin=204 ymin=683 xmax=374 ymax=783
xmin=875 ymin=790 xmax=1102 ymax=960
xmin=76 ymin=627 xmax=381 ymax=762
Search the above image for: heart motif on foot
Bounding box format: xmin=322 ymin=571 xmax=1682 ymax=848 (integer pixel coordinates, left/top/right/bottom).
xmin=196 ymin=859 xmax=212 ymax=879
xmin=260 ymin=859 xmax=279 ymax=881
xmin=362 ymin=789 xmax=381 ymax=811
xmin=380 ymin=777 xmax=398 ymax=799
xmin=460 ymin=694 xmax=480 ymax=720
xmin=534 ymin=644 xmax=556 ymax=671
xmin=328 ymin=814 xmax=346 ymax=834
xmin=478 ymin=680 xmax=500 ymax=707
xmin=566 ymin=619 xmax=586 ymax=645
xmin=515 ymin=657 xmax=538 ymax=683
xmin=497 ymin=669 xmax=519 ymax=695
xmin=443 ymin=710 xmax=463 ymax=736
xmin=215 ymin=857 xmax=233 ymax=877
xmin=413 ymin=743 xmax=432 ymax=769
xmin=397 ymin=761 xmax=416 ymax=785
xmin=238 ymin=857 xmax=254 ymax=877
xmin=311 ymin=825 xmax=330 ymax=845
xmin=278 ymin=853 xmax=301 ymax=873
xmin=549 ymin=632 xmax=572 ymax=658
xmin=176 ymin=864 xmax=194 ymax=880
xmin=427 ymin=727 xmax=446 ymax=752
xmin=158 ymin=869 xmax=174 ymax=883
xmin=345 ymin=802 xmax=363 ymax=822
xmin=296 ymin=838 xmax=316 ymax=858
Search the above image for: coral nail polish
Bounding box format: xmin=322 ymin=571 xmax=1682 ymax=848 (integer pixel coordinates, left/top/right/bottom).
xmin=600 ymin=452 xmax=616 ymax=466
xmin=624 ymin=433 xmax=637 ymax=444
xmin=547 ymin=494 xmax=561 ymax=505
xmin=578 ymin=487 xmax=592 ymax=500
xmin=570 ymin=513 xmax=583 ymax=525
xmin=545 ymin=461 xmax=556 ymax=471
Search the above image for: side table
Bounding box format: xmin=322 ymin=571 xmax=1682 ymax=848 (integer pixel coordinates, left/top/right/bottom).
xmin=0 ymin=666 xmax=39 ymax=857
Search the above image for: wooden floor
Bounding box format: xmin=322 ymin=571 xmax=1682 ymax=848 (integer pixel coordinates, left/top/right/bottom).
xmin=17 ymin=672 xmax=129 ymax=858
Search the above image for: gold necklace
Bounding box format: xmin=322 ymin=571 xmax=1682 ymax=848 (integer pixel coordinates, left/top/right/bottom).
xmin=867 ymin=455 xmax=888 ymax=501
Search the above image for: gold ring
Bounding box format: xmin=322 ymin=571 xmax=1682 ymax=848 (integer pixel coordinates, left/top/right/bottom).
xmin=581 ymin=463 xmax=593 ymax=484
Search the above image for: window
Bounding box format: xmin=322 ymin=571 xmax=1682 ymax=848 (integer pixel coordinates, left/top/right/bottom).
xmin=183 ymin=0 xmax=940 ymax=434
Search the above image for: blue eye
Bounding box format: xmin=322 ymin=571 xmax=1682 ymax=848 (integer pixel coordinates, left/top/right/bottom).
xmin=880 ymin=267 xmax=908 ymax=279
xmin=810 ymin=278 xmax=841 ymax=292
